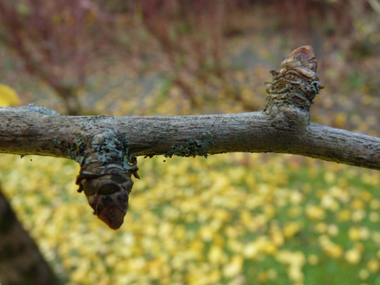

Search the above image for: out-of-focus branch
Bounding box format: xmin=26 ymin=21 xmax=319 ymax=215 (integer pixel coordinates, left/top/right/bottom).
xmin=0 ymin=188 xmax=60 ymax=285
xmin=137 ymin=0 xmax=257 ymax=110
xmin=0 ymin=1 xmax=83 ymax=114
xmin=367 ymin=0 xmax=380 ymax=15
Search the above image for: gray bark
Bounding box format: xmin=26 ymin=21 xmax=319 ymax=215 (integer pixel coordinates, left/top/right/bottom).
xmin=0 ymin=106 xmax=379 ymax=170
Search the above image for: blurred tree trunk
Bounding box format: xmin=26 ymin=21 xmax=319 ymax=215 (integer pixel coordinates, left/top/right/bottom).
xmin=0 ymin=189 xmax=60 ymax=285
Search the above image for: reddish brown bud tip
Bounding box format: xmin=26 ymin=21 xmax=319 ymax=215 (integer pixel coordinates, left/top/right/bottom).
xmin=280 ymin=45 xmax=317 ymax=72
xmin=91 ymin=192 xmax=129 ymax=230
xmin=97 ymin=203 xmax=127 ymax=230
xmin=288 ymin=45 xmax=315 ymax=61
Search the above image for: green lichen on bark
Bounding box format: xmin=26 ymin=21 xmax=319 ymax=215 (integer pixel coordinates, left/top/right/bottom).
xmin=87 ymin=130 xmax=137 ymax=170
xmin=67 ymin=139 xmax=86 ymax=164
xmin=164 ymin=131 xmax=215 ymax=158
xmin=27 ymin=103 xmax=59 ymax=115
xmin=76 ymin=116 xmax=102 ymax=132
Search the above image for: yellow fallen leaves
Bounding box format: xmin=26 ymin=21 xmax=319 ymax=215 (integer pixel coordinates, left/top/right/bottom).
xmin=370 ymin=199 xmax=380 ymax=210
xmin=337 ymin=209 xmax=351 ymax=221
xmin=308 ymin=254 xmax=319 ymax=265
xmin=314 ymin=222 xmax=339 ymax=236
xmin=348 ymin=227 xmax=370 ymax=241
xmin=0 ymin=83 xmax=20 ymax=107
xmin=223 ymin=255 xmax=243 ymax=278
xmin=1 ymin=152 xmax=380 ymax=284
xmin=287 ymin=206 xmax=302 ymax=218
xmin=319 ymin=235 xmax=343 ymax=258
xmin=345 ymin=246 xmax=362 ymax=264
xmin=208 ymin=245 xmax=227 ymax=264
xmin=283 ymin=222 xmax=301 ymax=238
xmin=359 ymin=268 xmax=369 ymax=280
xmin=367 ymin=258 xmax=380 ymax=272
xmin=320 ymin=194 xmax=339 ymax=211
xmin=243 ymin=236 xmax=277 ymax=259
xmin=351 ymin=198 xmax=365 ymax=210
xmin=324 ymin=171 xmax=336 ymax=184
xmin=275 ymin=250 xmax=305 ymax=282
xmin=306 ymin=205 xmax=325 ymax=220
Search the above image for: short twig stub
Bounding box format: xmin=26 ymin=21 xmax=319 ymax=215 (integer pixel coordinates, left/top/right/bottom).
xmin=263 ymin=45 xmax=324 ymax=115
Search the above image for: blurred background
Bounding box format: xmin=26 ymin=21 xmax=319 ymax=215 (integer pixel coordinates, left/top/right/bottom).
xmin=1 ymin=0 xmax=380 ymax=284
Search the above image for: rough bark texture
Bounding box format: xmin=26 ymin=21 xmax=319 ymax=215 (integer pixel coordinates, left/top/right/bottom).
xmin=0 ymin=45 xmax=379 ymax=229
xmin=0 ymin=107 xmax=379 ymax=169
xmin=0 ymin=189 xmax=60 ymax=285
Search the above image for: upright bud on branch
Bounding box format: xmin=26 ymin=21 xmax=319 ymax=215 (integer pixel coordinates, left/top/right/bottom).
xmin=263 ymin=45 xmax=324 ymax=125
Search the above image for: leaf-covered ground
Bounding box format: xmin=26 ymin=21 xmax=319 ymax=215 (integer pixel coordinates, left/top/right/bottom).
xmin=0 ymin=153 xmax=379 ymax=285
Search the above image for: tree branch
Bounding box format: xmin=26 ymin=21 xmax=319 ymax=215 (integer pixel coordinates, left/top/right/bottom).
xmin=1 ymin=46 xmax=379 ymax=229
xmin=0 ymin=106 xmax=379 ymax=169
